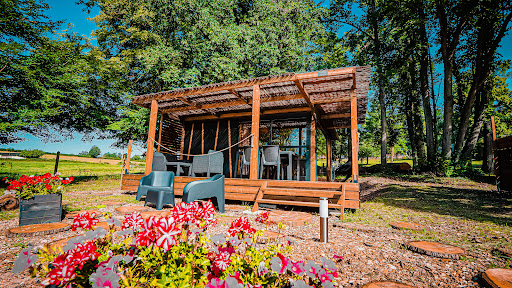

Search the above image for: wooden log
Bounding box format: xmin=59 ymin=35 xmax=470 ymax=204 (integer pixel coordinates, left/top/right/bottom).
xmin=361 ymin=281 xmax=414 ymax=288
xmin=389 ymin=222 xmax=425 ymax=231
xmin=115 ymin=206 xmax=151 ymax=215
xmin=404 ymin=241 xmax=465 ymax=259
xmin=250 ymin=85 xmax=261 ymax=179
xmin=145 ymin=100 xmax=159 ymax=175
xmin=0 ymin=194 xmax=19 ymax=211
xmin=482 ymin=268 xmax=512 ymax=288
xmin=7 ymin=223 xmax=71 ymax=238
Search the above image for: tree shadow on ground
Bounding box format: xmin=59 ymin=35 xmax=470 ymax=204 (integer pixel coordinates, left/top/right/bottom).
xmin=372 ymin=183 xmax=512 ymax=226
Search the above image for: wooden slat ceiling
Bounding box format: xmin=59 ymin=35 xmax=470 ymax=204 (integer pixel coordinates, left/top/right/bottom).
xmin=133 ymin=66 xmax=371 ymax=135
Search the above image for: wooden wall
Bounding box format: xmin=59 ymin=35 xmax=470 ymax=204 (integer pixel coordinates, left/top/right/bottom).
xmin=495 ymin=135 xmax=512 ymax=192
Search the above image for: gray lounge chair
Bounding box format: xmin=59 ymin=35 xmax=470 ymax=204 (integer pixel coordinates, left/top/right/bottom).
xmin=191 ymin=150 xmax=224 ymax=177
xmin=259 ymin=145 xmax=281 ymax=180
xmin=182 ymin=174 xmax=225 ymax=213
xmin=136 ymin=171 xmax=175 ymax=202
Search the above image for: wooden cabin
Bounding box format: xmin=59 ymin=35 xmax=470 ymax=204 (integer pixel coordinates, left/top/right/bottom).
xmin=121 ymin=66 xmax=371 ymax=211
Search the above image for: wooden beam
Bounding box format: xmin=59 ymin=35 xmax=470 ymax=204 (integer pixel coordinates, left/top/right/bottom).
xmin=350 ymin=87 xmax=359 ymax=183
xmin=183 ymin=107 xmax=311 ymax=122
xmin=180 ymin=125 xmax=185 ymax=160
xmin=201 ymin=122 xmax=204 ymax=154
xmin=311 ymin=97 xmax=351 ymax=105
xmin=157 ymin=113 xmax=163 ymax=152
xmin=126 ymin=140 xmax=133 ymax=174
xmin=188 ymin=122 xmax=194 ymax=161
xmin=327 ymin=137 xmax=332 ymax=182
xmin=250 ymin=85 xmax=261 ymax=179
xmin=491 ymin=116 xmax=497 ymax=141
xmin=162 ymin=94 xmax=303 ymax=114
xmin=327 ymin=125 xmax=350 ymax=129
xmin=144 ymin=100 xmax=158 ymax=175
xmin=228 ymin=89 xmax=248 ymax=104
xmin=299 ymin=128 xmax=303 ymax=158
xmin=179 ymin=96 xmax=202 ymax=109
xmin=321 ymin=113 xmax=351 ymax=120
xmin=310 ymin=116 xmax=316 ymax=181
xmin=228 ymin=120 xmax=232 ymax=178
xmin=294 ymin=79 xmax=330 ymax=138
xmin=214 ymin=121 xmax=220 ymax=150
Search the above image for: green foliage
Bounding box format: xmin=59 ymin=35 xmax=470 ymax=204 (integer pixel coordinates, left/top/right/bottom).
xmin=4 ymin=173 xmax=73 ymax=200
xmin=19 ymin=149 xmax=45 ymax=158
xmin=81 ymin=0 xmax=334 ymax=146
xmin=102 ymin=152 xmax=121 ymax=160
xmin=88 ymin=146 xmax=101 ymax=158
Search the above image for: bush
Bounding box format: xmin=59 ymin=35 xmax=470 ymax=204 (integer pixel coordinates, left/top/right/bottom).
xmin=19 ymin=149 xmax=45 ymax=158
xmin=103 ymin=152 xmax=121 ymax=160
xmin=88 ymin=146 xmax=101 ymax=158
xmin=3 ymin=173 xmax=74 ymax=200
xmin=15 ymin=203 xmax=339 ymax=287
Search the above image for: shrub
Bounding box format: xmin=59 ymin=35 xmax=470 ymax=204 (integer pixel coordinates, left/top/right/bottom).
xmin=19 ymin=149 xmax=45 ymax=158
xmin=88 ymin=146 xmax=101 ymax=158
xmin=3 ymin=173 xmax=74 ymax=200
xmin=15 ymin=202 xmax=339 ymax=287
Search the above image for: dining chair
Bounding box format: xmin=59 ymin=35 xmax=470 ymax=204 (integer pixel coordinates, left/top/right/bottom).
xmin=259 ymin=145 xmax=281 ymax=180
xmin=239 ymin=147 xmax=252 ymax=178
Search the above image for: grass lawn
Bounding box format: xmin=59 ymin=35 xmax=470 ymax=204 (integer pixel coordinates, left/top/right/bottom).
xmin=0 ymin=158 xmax=145 ymax=179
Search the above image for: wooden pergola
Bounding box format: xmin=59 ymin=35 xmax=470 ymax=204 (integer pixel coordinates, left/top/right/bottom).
xmin=122 ymin=65 xmax=370 ymax=211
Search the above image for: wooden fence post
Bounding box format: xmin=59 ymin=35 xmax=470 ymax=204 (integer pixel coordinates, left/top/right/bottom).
xmin=144 ymin=100 xmax=158 ymax=175
xmin=54 ymin=151 xmax=60 ymax=175
xmin=126 ymin=140 xmax=133 ymax=174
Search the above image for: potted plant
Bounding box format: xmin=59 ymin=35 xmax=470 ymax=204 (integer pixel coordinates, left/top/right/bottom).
xmin=3 ymin=173 xmax=74 ymax=226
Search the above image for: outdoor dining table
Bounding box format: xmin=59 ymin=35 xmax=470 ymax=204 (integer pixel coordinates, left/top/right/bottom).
xmin=166 ymin=161 xmax=192 ymax=176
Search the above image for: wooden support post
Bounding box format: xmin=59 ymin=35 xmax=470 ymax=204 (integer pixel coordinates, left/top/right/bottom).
xmin=188 ymin=123 xmax=195 ymax=160
xmin=145 ymin=100 xmax=158 ymax=175
xmin=126 ymin=140 xmax=133 ymax=173
xmin=310 ymin=116 xmax=316 ymax=181
xmin=201 ymin=122 xmax=205 ymax=154
xmin=250 ymin=85 xmax=261 ymax=179
xmin=252 ymin=181 xmax=267 ymax=212
xmin=228 ymin=120 xmax=232 ymax=178
xmin=299 ymin=128 xmax=303 ymax=157
xmin=54 ymin=151 xmax=60 ymax=175
xmin=491 ymin=116 xmax=497 ymax=141
xmin=350 ymin=87 xmax=359 ymax=183
xmin=180 ymin=126 xmax=185 ymax=160
xmin=157 ymin=113 xmax=163 ymax=152
xmin=214 ymin=121 xmax=220 ymax=150
xmin=327 ymin=138 xmax=332 ymax=182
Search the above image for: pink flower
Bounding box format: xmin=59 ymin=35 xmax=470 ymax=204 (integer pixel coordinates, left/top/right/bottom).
xmin=155 ymin=216 xmax=181 ymax=251
xmin=205 ymin=278 xmax=225 ymax=288
xmin=290 ymin=261 xmax=305 ymax=275
xmin=41 ymin=264 xmax=76 ymax=286
xmin=256 ymin=211 xmax=272 ymax=224
xmin=318 ymin=268 xmax=334 ymax=283
xmin=213 ymin=251 xmax=231 ymax=272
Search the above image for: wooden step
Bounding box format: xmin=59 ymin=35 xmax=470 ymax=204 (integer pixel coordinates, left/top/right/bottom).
xmin=263 ymin=188 xmax=335 ymax=198
xmin=256 ymin=199 xmax=342 ymax=209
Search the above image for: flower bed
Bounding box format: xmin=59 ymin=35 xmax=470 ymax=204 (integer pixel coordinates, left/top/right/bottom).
xmin=13 ymin=201 xmax=339 ymax=287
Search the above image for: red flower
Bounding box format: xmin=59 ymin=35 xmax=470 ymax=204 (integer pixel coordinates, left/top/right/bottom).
xmin=123 ymin=212 xmax=144 ymax=232
xmin=45 ymin=184 xmax=52 ymax=190
xmin=72 ymin=211 xmax=99 ymax=231
xmin=256 ymin=211 xmax=270 ymax=224
xmin=228 ymin=216 xmax=256 ymax=237
xmin=155 ymin=216 xmax=181 ymax=251
xmin=172 ymin=201 xmax=199 ymax=224
xmin=136 ymin=229 xmax=156 ymax=247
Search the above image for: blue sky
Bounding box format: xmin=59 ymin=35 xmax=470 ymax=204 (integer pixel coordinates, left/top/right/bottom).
xmin=1 ymin=0 xmax=511 ymax=156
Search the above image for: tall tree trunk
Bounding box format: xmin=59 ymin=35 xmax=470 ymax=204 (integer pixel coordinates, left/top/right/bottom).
xmin=460 ymin=87 xmax=489 ymax=162
xmin=436 ymin=1 xmax=467 ymax=160
xmin=418 ymin=4 xmax=435 ymax=167
xmin=409 ymin=61 xmax=427 ymax=169
xmin=482 ymin=120 xmax=493 ymax=173
xmin=405 ymin=91 xmax=418 ymax=168
xmin=429 ymin=51 xmax=438 ymax=151
xmin=369 ymin=0 xmax=387 ymax=165
xmin=454 ymin=8 xmax=512 ymax=162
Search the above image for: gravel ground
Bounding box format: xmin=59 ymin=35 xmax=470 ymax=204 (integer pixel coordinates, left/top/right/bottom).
xmin=0 ymin=176 xmax=509 ymax=287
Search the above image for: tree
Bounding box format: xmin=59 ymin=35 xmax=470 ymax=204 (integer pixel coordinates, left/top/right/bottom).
xmin=0 ymin=0 xmax=124 ymax=144
xmin=81 ymin=0 xmax=330 ymax=146
xmin=88 ymin=146 xmax=101 ymax=158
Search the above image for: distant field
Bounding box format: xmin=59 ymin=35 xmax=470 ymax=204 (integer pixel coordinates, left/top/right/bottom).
xmin=41 ymin=154 xmax=123 ymax=165
xmin=0 ymin=158 xmax=145 ymax=179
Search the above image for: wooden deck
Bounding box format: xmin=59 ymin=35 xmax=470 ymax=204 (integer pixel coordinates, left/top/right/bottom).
xmin=121 ymin=174 xmax=360 ymax=211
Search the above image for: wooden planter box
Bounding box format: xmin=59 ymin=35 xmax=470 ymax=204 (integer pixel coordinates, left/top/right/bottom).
xmin=19 ymin=194 xmax=62 ymax=226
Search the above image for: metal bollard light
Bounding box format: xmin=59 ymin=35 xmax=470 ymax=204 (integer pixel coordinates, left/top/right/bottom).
xmin=320 ymin=197 xmax=329 ymax=243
